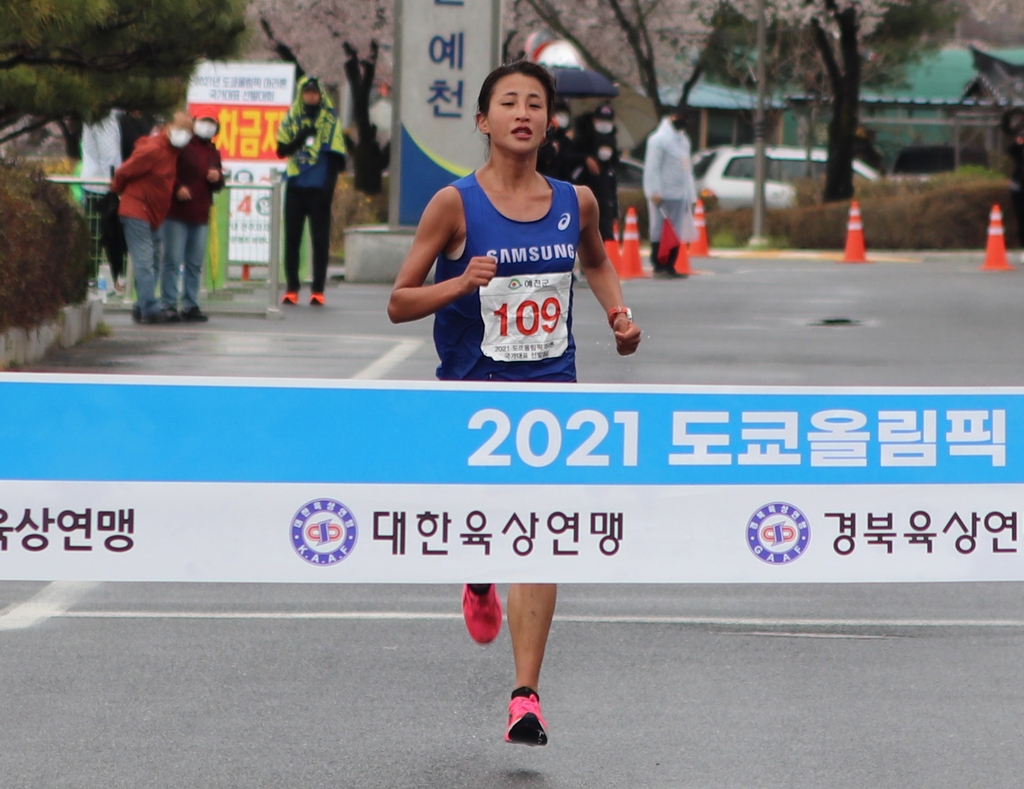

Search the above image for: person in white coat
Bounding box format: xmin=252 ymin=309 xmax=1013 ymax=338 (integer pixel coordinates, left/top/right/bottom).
xmin=81 ymin=110 xmax=125 ymax=285
xmin=643 ymin=108 xmax=698 ymax=277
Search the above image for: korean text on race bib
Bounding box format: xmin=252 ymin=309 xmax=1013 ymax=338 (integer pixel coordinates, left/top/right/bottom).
xmin=479 ymin=272 xmax=572 ymax=363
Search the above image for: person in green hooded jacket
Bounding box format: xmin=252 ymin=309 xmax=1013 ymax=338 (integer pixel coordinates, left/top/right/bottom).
xmin=276 ymin=76 xmax=347 ymax=306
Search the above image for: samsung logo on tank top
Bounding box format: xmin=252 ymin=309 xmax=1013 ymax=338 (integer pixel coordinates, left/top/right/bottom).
xmin=485 ymin=244 xmax=577 ymax=264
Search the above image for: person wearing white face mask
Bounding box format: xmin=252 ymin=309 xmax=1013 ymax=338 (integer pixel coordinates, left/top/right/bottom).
xmin=160 ymin=115 xmax=225 ymax=322
xmin=112 ymin=111 xmax=194 ymax=323
xmin=643 ymin=107 xmax=698 ymax=277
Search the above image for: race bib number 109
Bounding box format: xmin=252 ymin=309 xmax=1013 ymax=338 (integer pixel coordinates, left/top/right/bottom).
xmin=479 ymin=272 xmax=572 ymax=363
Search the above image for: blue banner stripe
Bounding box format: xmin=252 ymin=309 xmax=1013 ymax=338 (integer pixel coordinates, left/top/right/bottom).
xmin=1 ymin=378 xmax=1020 ymax=484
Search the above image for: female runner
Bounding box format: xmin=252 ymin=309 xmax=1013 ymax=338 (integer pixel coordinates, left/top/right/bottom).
xmin=388 ymin=61 xmax=641 ymax=746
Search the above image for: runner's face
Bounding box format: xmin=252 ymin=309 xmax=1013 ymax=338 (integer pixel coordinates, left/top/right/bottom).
xmin=477 ymin=74 xmax=548 ymax=153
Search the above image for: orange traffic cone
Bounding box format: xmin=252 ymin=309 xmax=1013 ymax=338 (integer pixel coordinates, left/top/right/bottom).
xmin=980 ymin=205 xmax=1013 ymax=271
xmin=688 ymin=200 xmax=710 ymax=257
xmin=841 ymin=201 xmax=868 ymax=263
xmin=674 ymin=236 xmax=693 ymax=276
xmin=619 ymin=207 xmax=647 ymax=279
xmin=605 ymin=219 xmax=623 ymax=274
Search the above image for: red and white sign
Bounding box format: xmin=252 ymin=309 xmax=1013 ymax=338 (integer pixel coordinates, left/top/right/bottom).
xmin=187 ymin=61 xmax=296 ymax=262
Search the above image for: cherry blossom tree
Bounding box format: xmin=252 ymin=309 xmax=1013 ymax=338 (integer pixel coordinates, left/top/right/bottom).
xmin=250 ymin=0 xmax=724 ymax=187
xmin=505 ymin=0 xmax=715 ymax=115
xmin=250 ymin=0 xmax=393 ymax=192
xmin=719 ymin=0 xmax=957 ymax=201
xmin=248 ymin=0 xmax=980 ymax=201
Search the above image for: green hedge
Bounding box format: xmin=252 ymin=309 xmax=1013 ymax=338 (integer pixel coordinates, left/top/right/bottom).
xmin=618 ymin=187 xmax=650 ymax=241
xmin=706 ymin=179 xmax=1020 ymax=250
xmin=325 ymin=175 xmax=1020 ymax=252
xmin=0 ymin=160 xmax=91 ymax=333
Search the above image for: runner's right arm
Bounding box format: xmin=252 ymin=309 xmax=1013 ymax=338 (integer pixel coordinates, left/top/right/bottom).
xmin=388 ymin=187 xmax=496 ymax=323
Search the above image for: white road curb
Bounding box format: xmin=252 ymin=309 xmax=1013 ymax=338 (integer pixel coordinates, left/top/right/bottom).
xmin=0 ymin=300 xmax=103 ymax=369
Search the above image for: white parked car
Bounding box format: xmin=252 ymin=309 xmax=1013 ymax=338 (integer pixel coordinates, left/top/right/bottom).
xmin=692 ymin=146 xmax=880 ymax=209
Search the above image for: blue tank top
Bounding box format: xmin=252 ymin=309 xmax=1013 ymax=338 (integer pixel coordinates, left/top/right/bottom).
xmin=433 ymin=173 xmax=580 ymax=381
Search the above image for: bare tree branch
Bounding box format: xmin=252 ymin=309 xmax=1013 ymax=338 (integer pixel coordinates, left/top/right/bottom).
xmin=518 ymin=0 xmax=622 ymax=84
xmin=0 ymin=116 xmax=51 ymax=146
xmin=259 ymin=15 xmax=307 ymax=76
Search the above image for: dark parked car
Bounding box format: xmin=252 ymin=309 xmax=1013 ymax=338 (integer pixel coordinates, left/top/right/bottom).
xmin=890 ymin=145 xmax=988 ymax=175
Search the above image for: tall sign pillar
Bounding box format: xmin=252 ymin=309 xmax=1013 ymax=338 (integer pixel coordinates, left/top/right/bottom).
xmin=390 ymin=0 xmax=502 ymax=228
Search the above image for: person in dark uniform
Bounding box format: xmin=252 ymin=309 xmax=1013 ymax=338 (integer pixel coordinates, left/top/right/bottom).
xmin=1004 ymin=108 xmax=1024 ymax=264
xmin=537 ymin=100 xmax=585 ymax=182
xmin=572 ymin=103 xmax=620 ymax=241
xmin=118 ymin=110 xmax=157 ymax=162
xmin=275 ymin=76 xmax=347 ymax=306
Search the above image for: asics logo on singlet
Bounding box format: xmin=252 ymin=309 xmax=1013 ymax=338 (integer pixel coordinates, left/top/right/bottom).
xmin=557 ymin=213 xmax=571 ymax=230
xmin=485 ymin=244 xmax=576 ymax=264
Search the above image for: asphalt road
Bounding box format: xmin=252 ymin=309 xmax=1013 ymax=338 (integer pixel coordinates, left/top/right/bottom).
xmin=7 ymin=251 xmax=1024 ymax=788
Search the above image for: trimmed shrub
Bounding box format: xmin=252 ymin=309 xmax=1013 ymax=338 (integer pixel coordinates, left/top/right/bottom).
xmin=706 ymin=179 xmax=1019 ymax=250
xmin=0 ymin=159 xmax=91 ymax=333
xmin=330 ymin=175 xmax=390 ymax=259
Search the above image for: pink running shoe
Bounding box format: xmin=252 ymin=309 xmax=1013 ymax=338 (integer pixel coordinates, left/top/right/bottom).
xmin=505 ymin=692 xmax=548 ymax=746
xmin=461 ymin=584 xmax=502 ymax=644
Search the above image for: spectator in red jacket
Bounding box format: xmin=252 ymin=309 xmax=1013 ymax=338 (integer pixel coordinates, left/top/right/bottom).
xmin=112 ymin=111 xmax=194 ymax=324
xmin=160 ymin=114 xmax=225 ymax=322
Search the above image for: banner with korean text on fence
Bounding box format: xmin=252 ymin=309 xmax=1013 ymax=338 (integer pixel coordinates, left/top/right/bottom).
xmin=187 ymin=61 xmax=296 ymax=263
xmin=2 ymin=374 xmax=1023 ymax=584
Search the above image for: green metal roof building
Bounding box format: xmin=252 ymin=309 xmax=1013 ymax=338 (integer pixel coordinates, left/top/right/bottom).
xmin=787 ymin=46 xmax=1024 ymax=171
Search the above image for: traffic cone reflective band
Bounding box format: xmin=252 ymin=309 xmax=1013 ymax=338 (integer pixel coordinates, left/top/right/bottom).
xmin=688 ymin=200 xmax=710 ymax=257
xmin=841 ymin=201 xmax=868 ymax=263
xmin=619 ymin=207 xmax=647 ymax=279
xmin=605 ymin=219 xmax=623 ymax=275
xmin=981 ymin=205 xmax=1013 ymax=271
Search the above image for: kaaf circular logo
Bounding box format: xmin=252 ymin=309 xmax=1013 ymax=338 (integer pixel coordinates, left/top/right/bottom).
xmin=557 ymin=212 xmax=571 ymax=231
xmin=747 ymin=502 xmax=810 ymax=565
xmin=290 ymin=498 xmax=358 ymax=566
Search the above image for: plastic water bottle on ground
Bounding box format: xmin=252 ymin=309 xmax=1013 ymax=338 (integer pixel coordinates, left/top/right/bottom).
xmin=97 ymin=263 xmax=112 ymax=303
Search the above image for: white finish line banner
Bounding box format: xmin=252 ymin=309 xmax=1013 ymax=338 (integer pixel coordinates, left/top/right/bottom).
xmin=1 ymin=374 xmax=1022 ymax=584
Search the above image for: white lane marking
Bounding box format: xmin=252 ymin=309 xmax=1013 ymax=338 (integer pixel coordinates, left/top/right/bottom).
xmin=351 ymin=339 xmax=424 ymax=380
xmin=718 ymin=631 xmax=894 ymax=640
xmin=0 ymin=582 xmax=99 ymax=631
xmin=110 ymin=329 xmax=422 ymax=343
xmin=63 ymin=611 xmax=463 ymax=621
xmin=54 ymin=611 xmax=1024 ymax=628
xmin=564 ymin=615 xmax=1024 ymax=628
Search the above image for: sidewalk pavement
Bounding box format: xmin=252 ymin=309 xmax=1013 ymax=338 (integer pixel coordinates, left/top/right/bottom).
xmin=30 ymin=248 xmax=1024 ymax=386
xmin=45 ymin=279 xmax=443 ymax=381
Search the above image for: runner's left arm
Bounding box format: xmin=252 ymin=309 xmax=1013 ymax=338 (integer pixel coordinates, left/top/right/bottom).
xmin=575 ymin=186 xmax=641 ymax=356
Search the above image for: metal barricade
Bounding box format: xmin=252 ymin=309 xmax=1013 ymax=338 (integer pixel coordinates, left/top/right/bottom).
xmin=46 ymin=174 xmax=286 ymax=318
xmin=45 ymin=176 xmax=118 ymax=282
xmin=266 ymin=173 xmax=284 ymax=319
